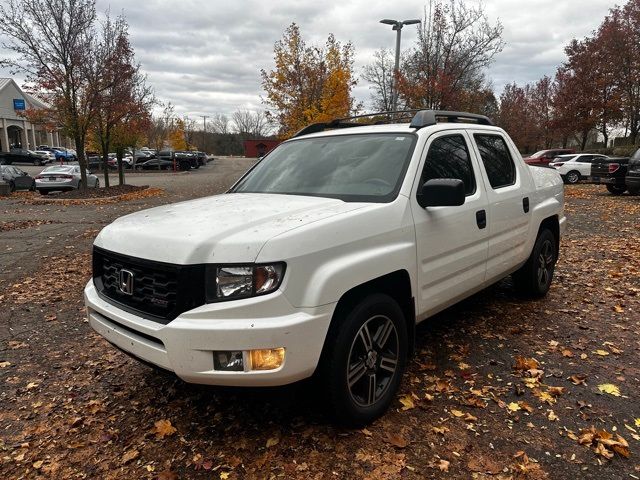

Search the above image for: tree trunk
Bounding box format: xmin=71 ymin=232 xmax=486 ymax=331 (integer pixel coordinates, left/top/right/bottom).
xmin=102 ymin=149 xmax=110 ymax=188
xmin=580 ymin=130 xmax=589 ymax=151
xmin=75 ymin=134 xmax=88 ymax=191
xmin=117 ymin=148 xmax=125 ymax=185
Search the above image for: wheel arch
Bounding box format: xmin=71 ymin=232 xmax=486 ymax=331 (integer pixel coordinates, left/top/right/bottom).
xmin=538 ymin=215 xmax=560 ymax=258
xmin=319 ymin=270 xmax=416 ymax=366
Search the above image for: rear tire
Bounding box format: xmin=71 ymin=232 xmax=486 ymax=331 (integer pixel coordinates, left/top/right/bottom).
xmin=565 ymin=170 xmax=580 ymax=184
xmin=513 ymin=229 xmax=557 ymax=298
xmin=320 ymin=294 xmax=408 ymax=426
xmin=606 ymin=184 xmax=626 ymax=195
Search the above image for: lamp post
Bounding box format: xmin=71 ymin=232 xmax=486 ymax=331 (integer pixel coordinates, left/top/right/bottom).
xmin=380 ymin=18 xmax=421 ymax=112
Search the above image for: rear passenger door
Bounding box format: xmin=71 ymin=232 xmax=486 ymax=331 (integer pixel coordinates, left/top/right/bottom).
xmin=470 ymin=132 xmax=534 ymax=282
xmin=411 ymin=131 xmax=489 ymax=318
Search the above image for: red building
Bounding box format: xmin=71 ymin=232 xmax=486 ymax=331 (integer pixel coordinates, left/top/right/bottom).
xmin=243 ymin=139 xmax=281 ymax=158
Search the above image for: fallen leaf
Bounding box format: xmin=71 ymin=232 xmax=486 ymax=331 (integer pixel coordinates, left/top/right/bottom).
xmin=32 ymin=460 xmax=43 ymax=469
xmin=26 ymin=382 xmax=39 ymax=390
xmin=266 ymin=436 xmax=279 ymax=448
xmin=451 ymin=409 xmax=465 ymax=417
xmin=121 ymin=449 xmax=139 ymax=464
xmin=458 ymin=362 xmax=470 ymax=370
xmin=432 ymin=426 xmax=449 ymax=435
xmin=438 ymin=459 xmax=450 ymax=472
xmin=399 ymin=395 xmax=415 ymax=410
xmin=547 ymin=410 xmax=559 ymax=421
xmin=0 ymin=361 xmax=10 ymax=368
xmin=594 ymin=350 xmax=610 ymax=356
xmin=635 ymin=419 xmax=640 ymax=428
xmin=613 ymin=305 xmax=624 ymax=313
xmin=508 ymin=402 xmax=521 ymax=412
xmin=598 ymin=384 xmax=621 ymax=396
xmin=561 ymin=349 xmax=573 ymax=358
xmin=154 ymin=419 xmax=177 ymax=439
xmin=569 ymin=374 xmax=587 ymax=385
xmin=220 ymin=473 xmax=230 ymax=480
xmin=385 ymin=432 xmax=409 ymax=448
xmin=361 ymin=428 xmax=373 ymax=437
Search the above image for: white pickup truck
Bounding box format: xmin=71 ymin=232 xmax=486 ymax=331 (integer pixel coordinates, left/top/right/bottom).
xmin=84 ymin=110 xmax=566 ymax=425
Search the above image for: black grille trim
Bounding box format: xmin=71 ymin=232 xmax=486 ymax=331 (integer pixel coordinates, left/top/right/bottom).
xmin=93 ymin=247 xmax=205 ymax=324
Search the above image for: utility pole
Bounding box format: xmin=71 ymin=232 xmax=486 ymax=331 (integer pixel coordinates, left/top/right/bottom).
xmin=200 ymin=115 xmax=209 ymax=152
xmin=380 ymin=18 xmax=421 ymax=112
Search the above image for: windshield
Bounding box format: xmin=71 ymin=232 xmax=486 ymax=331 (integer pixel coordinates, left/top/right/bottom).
xmin=232 ymin=133 xmax=416 ymax=202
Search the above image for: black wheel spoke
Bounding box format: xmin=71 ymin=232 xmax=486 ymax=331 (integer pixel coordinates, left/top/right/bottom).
xmin=367 ymin=374 xmax=377 ymax=404
xmin=379 ymin=354 xmax=397 ymax=373
xmin=348 ymin=360 xmax=366 ymax=388
xmin=374 ymin=318 xmax=394 ymax=350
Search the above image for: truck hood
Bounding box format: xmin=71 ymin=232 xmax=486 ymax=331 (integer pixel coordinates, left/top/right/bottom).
xmin=94 ymin=193 xmax=367 ymax=264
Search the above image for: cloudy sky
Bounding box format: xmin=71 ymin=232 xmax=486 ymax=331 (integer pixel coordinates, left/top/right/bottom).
xmin=3 ymin=0 xmax=617 ymax=123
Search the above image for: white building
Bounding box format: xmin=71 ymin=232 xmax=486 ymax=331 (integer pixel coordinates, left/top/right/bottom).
xmin=0 ymin=78 xmax=71 ymax=152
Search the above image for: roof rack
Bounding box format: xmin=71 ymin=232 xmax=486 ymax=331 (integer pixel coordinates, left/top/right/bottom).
xmin=292 ymin=109 xmax=493 ymax=138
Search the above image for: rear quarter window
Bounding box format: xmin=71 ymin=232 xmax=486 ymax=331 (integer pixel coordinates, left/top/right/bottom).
xmin=473 ymin=134 xmax=516 ymax=189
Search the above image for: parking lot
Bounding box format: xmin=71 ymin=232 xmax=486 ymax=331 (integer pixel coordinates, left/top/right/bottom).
xmin=1 ymin=165 xmax=639 ymax=479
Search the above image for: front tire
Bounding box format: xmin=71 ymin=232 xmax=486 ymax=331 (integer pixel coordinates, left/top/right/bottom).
xmin=606 ymin=184 xmax=626 ymax=195
xmin=565 ymin=170 xmax=580 ymax=184
xmin=321 ymin=294 xmax=408 ymax=426
xmin=513 ymin=228 xmax=557 ymax=298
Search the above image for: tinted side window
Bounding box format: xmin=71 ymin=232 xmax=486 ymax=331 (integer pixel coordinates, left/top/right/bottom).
xmin=422 ymin=135 xmax=476 ymax=196
xmin=474 ymin=134 xmax=516 ymax=189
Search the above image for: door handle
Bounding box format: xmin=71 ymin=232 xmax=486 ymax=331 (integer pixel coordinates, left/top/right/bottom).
xmin=523 ymin=197 xmax=530 ymax=213
xmin=476 ymin=209 xmax=487 ymax=229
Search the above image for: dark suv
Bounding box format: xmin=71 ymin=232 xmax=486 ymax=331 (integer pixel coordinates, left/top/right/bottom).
xmin=157 ymin=150 xmax=196 ymax=171
xmin=0 ymin=148 xmax=47 ymax=165
xmin=625 ymin=148 xmax=640 ymax=195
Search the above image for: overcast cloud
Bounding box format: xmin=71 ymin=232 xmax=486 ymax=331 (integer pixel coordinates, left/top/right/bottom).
xmin=2 ymin=0 xmax=616 ymax=122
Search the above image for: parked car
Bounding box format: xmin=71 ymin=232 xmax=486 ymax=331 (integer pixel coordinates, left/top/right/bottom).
xmin=34 ymin=150 xmax=56 ymax=163
xmin=51 ymin=147 xmax=77 ymax=162
xmin=0 ymin=165 xmax=36 ymax=191
xmin=35 ymin=165 xmax=99 ymax=194
xmin=107 ymin=155 xmax=134 ymax=169
xmin=0 ymin=148 xmax=48 ymax=165
xmin=157 ymin=150 xmax=194 ymax=170
xmin=625 ymin=148 xmax=640 ymax=195
xmin=193 ymin=151 xmax=208 ymax=166
xmin=85 ymin=109 xmax=566 ymax=425
xmin=135 ymin=158 xmax=174 ymax=170
xmin=549 ymin=153 xmax=609 ymax=184
xmin=523 ymin=148 xmax=576 ymax=166
xmin=586 ymin=156 xmax=630 ymax=195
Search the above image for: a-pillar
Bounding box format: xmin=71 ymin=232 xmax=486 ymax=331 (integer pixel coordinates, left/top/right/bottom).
xmin=1 ymin=119 xmax=9 ymax=152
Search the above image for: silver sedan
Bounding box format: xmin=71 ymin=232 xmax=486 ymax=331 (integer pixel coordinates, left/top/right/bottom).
xmin=35 ymin=165 xmax=100 ymax=195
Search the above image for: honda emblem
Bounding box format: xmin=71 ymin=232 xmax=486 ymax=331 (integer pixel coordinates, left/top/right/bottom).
xmin=118 ymin=269 xmax=134 ymax=295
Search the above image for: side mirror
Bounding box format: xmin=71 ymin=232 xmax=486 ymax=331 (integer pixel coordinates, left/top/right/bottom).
xmin=417 ymin=178 xmax=465 ymax=208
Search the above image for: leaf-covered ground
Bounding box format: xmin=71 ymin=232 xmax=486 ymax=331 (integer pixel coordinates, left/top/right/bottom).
xmin=0 ymin=181 xmax=639 ymax=479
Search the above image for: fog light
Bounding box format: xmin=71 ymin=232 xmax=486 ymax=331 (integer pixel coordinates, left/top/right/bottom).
xmin=249 ymin=348 xmax=285 ymax=371
xmin=213 ymin=351 xmax=244 ymax=371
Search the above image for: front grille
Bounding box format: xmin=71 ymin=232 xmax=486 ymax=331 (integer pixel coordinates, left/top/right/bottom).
xmin=93 ymin=247 xmax=205 ymax=323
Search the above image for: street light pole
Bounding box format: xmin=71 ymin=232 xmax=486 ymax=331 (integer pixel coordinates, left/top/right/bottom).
xmin=200 ymin=115 xmax=209 ymax=152
xmin=380 ymin=18 xmax=421 ymax=112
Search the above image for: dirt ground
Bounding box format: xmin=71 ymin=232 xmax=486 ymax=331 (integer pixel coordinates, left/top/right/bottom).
xmin=0 ymin=165 xmax=639 ymax=479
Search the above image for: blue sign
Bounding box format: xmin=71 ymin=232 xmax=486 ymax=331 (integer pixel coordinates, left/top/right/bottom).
xmin=13 ymin=99 xmax=26 ymax=110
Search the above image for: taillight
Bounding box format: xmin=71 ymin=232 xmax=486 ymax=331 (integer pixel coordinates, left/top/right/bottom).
xmin=608 ymin=163 xmax=620 ymax=173
xmin=61 ymin=175 xmax=73 ymax=179
xmin=35 ymin=175 xmax=43 ymax=179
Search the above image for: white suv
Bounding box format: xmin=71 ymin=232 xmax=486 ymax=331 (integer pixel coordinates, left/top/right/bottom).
xmin=85 ymin=110 xmax=566 ymax=424
xmin=549 ymin=153 xmax=609 ymax=184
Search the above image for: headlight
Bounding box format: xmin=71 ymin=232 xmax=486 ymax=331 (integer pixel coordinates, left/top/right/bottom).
xmin=206 ymin=263 xmax=285 ymax=302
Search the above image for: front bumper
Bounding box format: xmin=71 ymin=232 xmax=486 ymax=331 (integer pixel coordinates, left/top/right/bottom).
xmin=84 ymin=281 xmax=335 ymax=386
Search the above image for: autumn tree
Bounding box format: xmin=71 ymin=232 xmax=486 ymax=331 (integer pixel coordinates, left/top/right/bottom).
xmin=147 ymin=102 xmax=176 ymax=152
xmin=92 ymin=13 xmax=153 ymax=187
xmin=261 ymin=23 xmax=358 ymax=138
xmin=0 ymin=0 xmax=101 ymax=189
xmin=168 ymin=118 xmax=188 ymax=150
xmin=395 ymin=0 xmax=504 ymax=110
